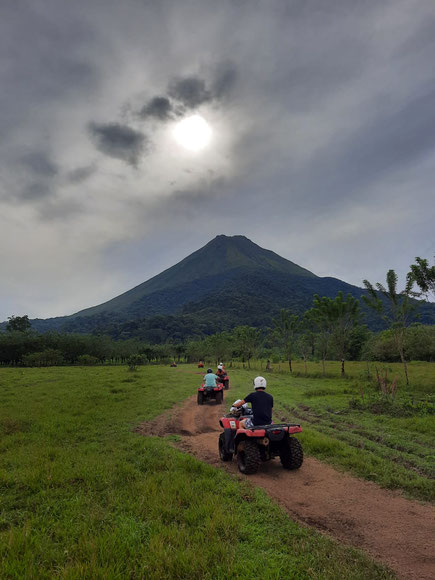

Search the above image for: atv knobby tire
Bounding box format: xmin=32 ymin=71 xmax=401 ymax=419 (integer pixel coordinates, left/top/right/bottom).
xmin=279 ymin=437 xmax=303 ymax=470
xmin=219 ymin=433 xmax=233 ymax=461
xmin=224 ymin=380 xmax=229 ymax=390
xmin=216 ymin=391 xmax=224 ymax=404
xmin=237 ymin=440 xmax=261 ymax=474
xmin=197 ymin=391 xmax=204 ymax=405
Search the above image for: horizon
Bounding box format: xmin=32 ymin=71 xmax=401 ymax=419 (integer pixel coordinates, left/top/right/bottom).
xmin=2 ymin=233 xmax=433 ymax=324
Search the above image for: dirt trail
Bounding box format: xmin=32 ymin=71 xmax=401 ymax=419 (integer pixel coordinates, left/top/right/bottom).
xmin=136 ymin=396 xmax=435 ymax=580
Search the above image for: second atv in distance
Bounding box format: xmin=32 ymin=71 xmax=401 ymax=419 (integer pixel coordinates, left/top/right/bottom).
xmin=216 ymin=365 xmax=230 ymax=390
xmin=218 ymin=406 xmax=303 ymax=474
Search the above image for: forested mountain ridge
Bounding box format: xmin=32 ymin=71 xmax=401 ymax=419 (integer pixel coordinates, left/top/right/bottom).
xmin=5 ymin=235 xmax=435 ymax=339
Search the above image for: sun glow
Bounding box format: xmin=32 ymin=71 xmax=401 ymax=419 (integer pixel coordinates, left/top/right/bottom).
xmin=173 ymin=115 xmax=212 ymax=151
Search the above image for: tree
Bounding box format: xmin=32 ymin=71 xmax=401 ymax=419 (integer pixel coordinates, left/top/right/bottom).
xmin=6 ymin=315 xmax=31 ymax=333
xmin=296 ymin=334 xmax=312 ymax=375
xmin=307 ymin=292 xmax=361 ymax=375
xmin=329 ymin=292 xmax=362 ymax=374
xmin=305 ymin=298 xmax=334 ymax=375
xmin=363 ymin=270 xmax=414 ymax=385
xmin=272 ymin=309 xmax=299 ymax=372
xmin=407 ymin=257 xmax=435 ymax=300
xmin=233 ymin=326 xmax=260 ymax=369
xmin=206 ymin=332 xmax=233 ymax=365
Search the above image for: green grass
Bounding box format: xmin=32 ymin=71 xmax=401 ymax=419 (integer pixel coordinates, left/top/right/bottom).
xmin=0 ymin=366 xmax=393 ymax=579
xmin=222 ymin=360 xmax=435 ymax=502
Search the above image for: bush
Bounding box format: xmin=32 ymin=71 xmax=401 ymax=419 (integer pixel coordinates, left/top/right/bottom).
xmin=22 ymin=348 xmax=64 ymax=367
xmin=127 ymin=354 xmax=145 ymax=371
xmin=76 ymin=354 xmax=99 ymax=366
xmin=349 ymin=394 xmax=434 ymax=417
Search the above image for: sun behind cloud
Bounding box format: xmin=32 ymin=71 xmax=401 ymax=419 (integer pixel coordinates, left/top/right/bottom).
xmin=173 ymin=115 xmax=212 ymax=151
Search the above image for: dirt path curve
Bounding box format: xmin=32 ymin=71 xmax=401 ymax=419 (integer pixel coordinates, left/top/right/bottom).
xmin=136 ymin=396 xmax=435 ymax=580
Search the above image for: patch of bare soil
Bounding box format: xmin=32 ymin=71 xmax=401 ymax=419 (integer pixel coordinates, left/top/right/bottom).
xmin=135 ymin=396 xmax=435 ymax=580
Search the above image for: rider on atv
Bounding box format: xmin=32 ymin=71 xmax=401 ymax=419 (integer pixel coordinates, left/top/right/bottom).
xmin=216 ymin=365 xmax=229 ymax=389
xmin=203 ymin=368 xmax=218 ymax=388
xmin=232 ymin=376 xmax=273 ymax=428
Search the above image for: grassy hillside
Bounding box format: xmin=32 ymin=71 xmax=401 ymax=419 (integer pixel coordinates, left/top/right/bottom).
xmin=0 ymin=366 xmax=394 ymax=579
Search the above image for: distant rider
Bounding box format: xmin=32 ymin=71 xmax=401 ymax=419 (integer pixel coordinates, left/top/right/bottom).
xmin=232 ymin=376 xmax=273 ymax=428
xmin=203 ymin=368 xmax=218 ymax=389
xmin=216 ymin=364 xmax=228 ymax=386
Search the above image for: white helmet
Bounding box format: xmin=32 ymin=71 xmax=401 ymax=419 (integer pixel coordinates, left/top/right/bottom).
xmin=253 ymin=376 xmax=267 ymax=390
xmin=219 ymin=362 xmax=223 ymax=365
xmin=217 ymin=365 xmax=223 ymax=370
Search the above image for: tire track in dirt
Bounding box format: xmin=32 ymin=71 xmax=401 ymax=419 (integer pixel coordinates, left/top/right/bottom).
xmin=135 ymin=396 xmax=435 ymax=580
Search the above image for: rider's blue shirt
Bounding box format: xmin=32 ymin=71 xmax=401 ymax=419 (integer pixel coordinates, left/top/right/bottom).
xmin=204 ymin=373 xmax=218 ymax=387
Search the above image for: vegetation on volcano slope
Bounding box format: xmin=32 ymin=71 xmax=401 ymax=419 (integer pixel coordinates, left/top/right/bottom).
xmin=0 ymin=366 xmax=394 ymax=579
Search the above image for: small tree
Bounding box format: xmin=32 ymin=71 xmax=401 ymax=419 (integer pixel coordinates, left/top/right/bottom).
xmin=329 ymin=292 xmax=362 ymax=375
xmin=127 ymin=354 xmax=145 ymax=371
xmin=407 ymin=257 xmax=435 ymax=300
xmin=305 ymin=297 xmax=334 ymax=375
xmin=233 ymin=326 xmax=260 ymax=369
xmin=363 ymin=270 xmax=414 ymax=385
xmin=272 ymin=309 xmax=299 ymax=372
xmin=206 ymin=332 xmax=233 ymax=365
xmin=306 ymin=293 xmax=361 ymax=375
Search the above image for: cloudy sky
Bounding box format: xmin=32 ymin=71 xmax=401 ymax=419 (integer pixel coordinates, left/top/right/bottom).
xmin=1 ymin=0 xmax=434 ymax=321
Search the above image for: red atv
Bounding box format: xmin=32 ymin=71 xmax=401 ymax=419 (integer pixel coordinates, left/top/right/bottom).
xmin=218 ymin=410 xmax=303 ymax=474
xmin=217 ymin=373 xmax=230 ymax=390
xmin=197 ymin=383 xmax=224 ymax=405
xmin=197 ymin=362 xmax=204 ymax=368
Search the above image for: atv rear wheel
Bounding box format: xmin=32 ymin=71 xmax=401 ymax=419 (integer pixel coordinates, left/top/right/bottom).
xmin=224 ymin=380 xmax=229 ymax=390
xmin=216 ymin=391 xmax=224 ymax=404
xmin=237 ymin=440 xmax=261 ymax=474
xmin=219 ymin=433 xmax=233 ymax=461
xmin=197 ymin=391 xmax=204 ymax=405
xmin=280 ymin=437 xmax=303 ymax=470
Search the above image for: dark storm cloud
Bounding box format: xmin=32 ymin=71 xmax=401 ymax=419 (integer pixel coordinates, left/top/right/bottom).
xmin=20 ymin=152 xmax=58 ymax=178
xmin=168 ymin=76 xmax=211 ymax=109
xmin=20 ymin=182 xmax=53 ymax=201
xmin=139 ymin=96 xmax=173 ymax=120
xmin=211 ymin=62 xmax=238 ymax=99
xmin=66 ymin=165 xmax=96 ymax=184
xmin=88 ymin=122 xmax=147 ymax=165
xmin=138 ymin=63 xmax=238 ymax=122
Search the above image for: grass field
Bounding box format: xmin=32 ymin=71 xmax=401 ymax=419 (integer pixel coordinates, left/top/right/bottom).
xmin=225 ymin=360 xmax=435 ymax=502
xmin=0 ymin=365 xmax=395 ymax=579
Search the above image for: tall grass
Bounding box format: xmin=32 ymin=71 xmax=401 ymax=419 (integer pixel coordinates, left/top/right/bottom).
xmin=0 ymin=366 xmax=393 ymax=578
xmin=223 ymin=361 xmax=435 ymax=502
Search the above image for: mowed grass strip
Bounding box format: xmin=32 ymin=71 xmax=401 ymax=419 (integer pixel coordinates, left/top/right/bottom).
xmin=0 ymin=366 xmax=393 ymax=579
xmin=224 ymin=362 xmax=435 ymax=502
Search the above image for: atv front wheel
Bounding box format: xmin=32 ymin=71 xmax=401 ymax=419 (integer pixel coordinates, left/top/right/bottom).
xmin=280 ymin=437 xmax=303 ymax=470
xmin=237 ymin=441 xmax=261 ymax=474
xmin=219 ymin=433 xmax=233 ymax=461
xmin=197 ymin=391 xmax=204 ymax=405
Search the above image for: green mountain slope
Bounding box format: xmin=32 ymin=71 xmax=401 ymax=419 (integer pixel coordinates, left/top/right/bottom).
xmin=23 ymin=234 xmax=435 ymax=337
xmin=71 ymin=235 xmax=316 ymax=318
